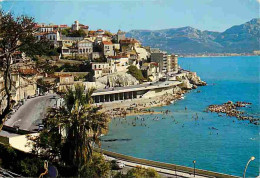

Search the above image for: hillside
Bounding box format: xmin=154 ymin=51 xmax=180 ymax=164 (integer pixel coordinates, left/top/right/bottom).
xmin=126 ymin=18 xmax=260 ymax=54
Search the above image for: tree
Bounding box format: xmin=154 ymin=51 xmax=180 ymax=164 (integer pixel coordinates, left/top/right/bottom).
xmin=68 ymin=29 xmax=86 ymax=37
xmin=113 ymin=166 xmax=159 ymax=178
xmin=79 ymin=152 xmax=111 ymax=177
xmin=127 ymin=65 xmax=145 ymax=83
xmin=0 ymin=10 xmax=50 ymax=129
xmin=31 ymin=85 xmax=109 ymax=176
xmin=61 ymin=28 xmax=70 ymax=36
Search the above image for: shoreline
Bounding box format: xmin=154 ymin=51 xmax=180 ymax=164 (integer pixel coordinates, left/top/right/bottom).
xmin=101 ymin=92 xmax=187 ymax=118
xmin=180 ymin=55 xmax=259 ymax=58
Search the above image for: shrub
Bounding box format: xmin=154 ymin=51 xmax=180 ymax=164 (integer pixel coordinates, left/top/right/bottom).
xmin=127 ymin=65 xmax=145 ymax=83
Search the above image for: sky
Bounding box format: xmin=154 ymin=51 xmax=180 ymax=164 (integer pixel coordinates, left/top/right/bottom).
xmin=0 ymin=0 xmax=259 ymax=33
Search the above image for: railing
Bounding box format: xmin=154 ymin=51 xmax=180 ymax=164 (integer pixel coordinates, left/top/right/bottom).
xmin=95 ymin=148 xmax=239 ymax=178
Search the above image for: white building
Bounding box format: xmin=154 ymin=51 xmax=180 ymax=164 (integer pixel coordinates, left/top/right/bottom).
xmin=77 ymin=39 xmax=93 ymax=55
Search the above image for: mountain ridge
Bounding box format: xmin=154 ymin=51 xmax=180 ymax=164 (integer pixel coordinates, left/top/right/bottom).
xmin=126 ymin=18 xmax=260 ymax=54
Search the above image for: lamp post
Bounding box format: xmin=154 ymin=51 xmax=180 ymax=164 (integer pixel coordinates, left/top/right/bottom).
xmin=243 ymin=156 xmax=255 ymax=178
xmin=193 ymin=160 xmax=196 ymax=177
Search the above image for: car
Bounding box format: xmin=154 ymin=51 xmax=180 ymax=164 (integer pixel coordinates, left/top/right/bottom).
xmin=38 ymin=124 xmax=44 ymax=131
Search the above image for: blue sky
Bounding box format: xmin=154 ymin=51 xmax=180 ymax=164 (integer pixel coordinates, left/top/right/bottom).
xmin=0 ymin=0 xmax=259 ymax=33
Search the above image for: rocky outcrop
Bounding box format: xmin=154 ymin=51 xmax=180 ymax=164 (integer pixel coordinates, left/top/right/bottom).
xmin=178 ymin=72 xmax=206 ymax=90
xmin=97 ymin=72 xmax=139 ymax=87
xmin=187 ymin=72 xmax=207 ymax=86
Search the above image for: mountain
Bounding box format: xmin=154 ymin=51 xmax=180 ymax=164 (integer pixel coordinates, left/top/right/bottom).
xmin=126 ymin=18 xmax=260 ymax=54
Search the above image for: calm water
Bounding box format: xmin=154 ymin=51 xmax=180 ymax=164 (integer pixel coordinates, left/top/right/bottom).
xmin=101 ymin=56 xmax=260 ymax=177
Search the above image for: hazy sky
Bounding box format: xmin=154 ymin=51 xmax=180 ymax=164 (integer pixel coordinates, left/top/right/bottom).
xmin=1 ymin=0 xmax=259 ymax=32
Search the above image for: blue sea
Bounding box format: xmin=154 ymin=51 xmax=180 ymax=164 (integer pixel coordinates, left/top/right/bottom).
xmin=101 ymin=56 xmax=260 ymax=177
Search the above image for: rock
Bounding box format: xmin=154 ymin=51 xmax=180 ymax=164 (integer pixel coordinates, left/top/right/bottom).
xmin=179 ymin=79 xmax=193 ymax=90
xmin=97 ymin=72 xmax=139 ymax=87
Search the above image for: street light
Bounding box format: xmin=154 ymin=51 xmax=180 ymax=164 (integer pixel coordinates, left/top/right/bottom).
xmin=243 ymin=156 xmax=255 ymax=178
xmin=193 ymin=160 xmax=196 ymax=177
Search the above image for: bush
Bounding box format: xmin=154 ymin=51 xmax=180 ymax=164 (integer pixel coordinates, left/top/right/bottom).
xmin=126 ymin=166 xmax=159 ymax=178
xmin=78 ymin=153 xmax=111 ymax=177
xmin=127 ymin=65 xmax=145 ymax=83
xmin=20 ymin=157 xmax=44 ymax=177
xmin=0 ymin=144 xmax=44 ymax=177
xmin=113 ymin=166 xmax=159 ymax=178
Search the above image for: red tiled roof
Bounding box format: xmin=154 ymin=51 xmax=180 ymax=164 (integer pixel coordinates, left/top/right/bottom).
xmin=102 ymin=41 xmax=113 ymax=45
xmin=97 ymin=29 xmax=104 ymax=32
xmin=120 ymin=38 xmax=139 ymax=44
xmin=59 ymin=25 xmax=68 ymax=27
xmin=18 ymin=69 xmax=38 ymax=75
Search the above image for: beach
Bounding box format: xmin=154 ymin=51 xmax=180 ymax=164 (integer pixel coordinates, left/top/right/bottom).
xmin=101 ymin=56 xmax=260 ymax=177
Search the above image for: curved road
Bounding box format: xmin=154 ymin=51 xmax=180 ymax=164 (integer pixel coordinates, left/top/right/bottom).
xmin=4 ymin=94 xmax=58 ymax=131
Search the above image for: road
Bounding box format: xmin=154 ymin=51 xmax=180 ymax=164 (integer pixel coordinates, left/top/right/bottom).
xmin=105 ymin=155 xmax=208 ymax=178
xmin=4 ymin=94 xmax=58 ymax=131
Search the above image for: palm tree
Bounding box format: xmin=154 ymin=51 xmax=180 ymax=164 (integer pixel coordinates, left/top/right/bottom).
xmin=32 ymin=84 xmax=109 ymax=176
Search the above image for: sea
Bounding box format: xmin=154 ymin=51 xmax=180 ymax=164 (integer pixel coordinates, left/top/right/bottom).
xmin=101 ymin=56 xmax=260 ymax=177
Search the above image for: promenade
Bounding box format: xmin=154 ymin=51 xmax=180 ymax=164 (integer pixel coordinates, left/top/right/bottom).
xmin=97 ymin=149 xmax=239 ymax=178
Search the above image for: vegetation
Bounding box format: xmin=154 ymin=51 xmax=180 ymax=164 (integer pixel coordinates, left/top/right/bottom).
xmin=31 ymin=85 xmax=109 ymax=176
xmin=61 ymin=28 xmax=70 ymax=36
xmin=61 ymin=28 xmax=87 ymax=38
xmin=47 ymin=47 xmax=61 ymax=56
xmin=113 ymin=166 xmax=159 ymax=178
xmin=104 ymin=31 xmax=113 ymax=37
xmin=0 ymin=10 xmax=50 ymax=130
xmin=58 ymin=62 xmax=92 ymax=72
xmin=127 ymin=65 xmax=145 ymax=83
xmin=0 ymin=144 xmax=44 ymax=177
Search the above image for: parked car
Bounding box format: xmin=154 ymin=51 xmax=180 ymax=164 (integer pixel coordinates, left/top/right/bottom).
xmin=38 ymin=124 xmax=44 ymax=131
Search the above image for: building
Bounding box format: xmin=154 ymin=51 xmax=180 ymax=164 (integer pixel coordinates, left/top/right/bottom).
xmin=58 ymin=36 xmax=84 ymax=48
xmin=102 ymin=41 xmax=114 ymax=57
xmin=71 ymin=20 xmax=89 ymax=35
xmin=107 ymin=55 xmax=129 ymax=73
xmin=96 ymin=29 xmax=105 ymax=37
xmin=120 ymin=38 xmax=140 ymax=52
xmin=60 ymin=38 xmax=93 ymax=57
xmin=116 ymin=30 xmax=126 ymax=43
xmin=92 ymin=52 xmax=102 ymax=60
xmin=77 ymin=39 xmax=93 ymax=56
xmin=72 ymin=20 xmax=80 ymax=31
xmin=167 ymin=54 xmax=178 ymax=73
xmin=150 ymin=49 xmax=168 ymax=73
xmin=11 ymin=70 xmax=38 ymax=102
xmin=35 ymin=31 xmax=61 ymax=47
xmin=135 ymin=47 xmax=149 ymax=61
xmin=91 ymin=62 xmax=112 ymax=80
xmin=141 ymin=62 xmax=160 ymax=81
xmin=57 ymin=74 xmax=74 ymax=92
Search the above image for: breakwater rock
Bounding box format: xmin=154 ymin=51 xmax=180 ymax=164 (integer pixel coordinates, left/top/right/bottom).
xmin=206 ymin=101 xmax=259 ymax=125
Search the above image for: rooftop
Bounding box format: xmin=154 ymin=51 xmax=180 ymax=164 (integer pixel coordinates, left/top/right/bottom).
xmin=102 ymin=41 xmax=113 ymax=45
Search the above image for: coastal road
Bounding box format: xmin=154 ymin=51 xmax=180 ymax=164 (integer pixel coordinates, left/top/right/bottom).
xmin=4 ymin=94 xmax=59 ymax=131
xmin=105 ymin=155 xmax=208 ymax=178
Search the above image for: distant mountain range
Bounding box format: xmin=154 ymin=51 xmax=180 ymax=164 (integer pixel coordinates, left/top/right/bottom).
xmin=126 ymin=18 xmax=260 ymax=54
